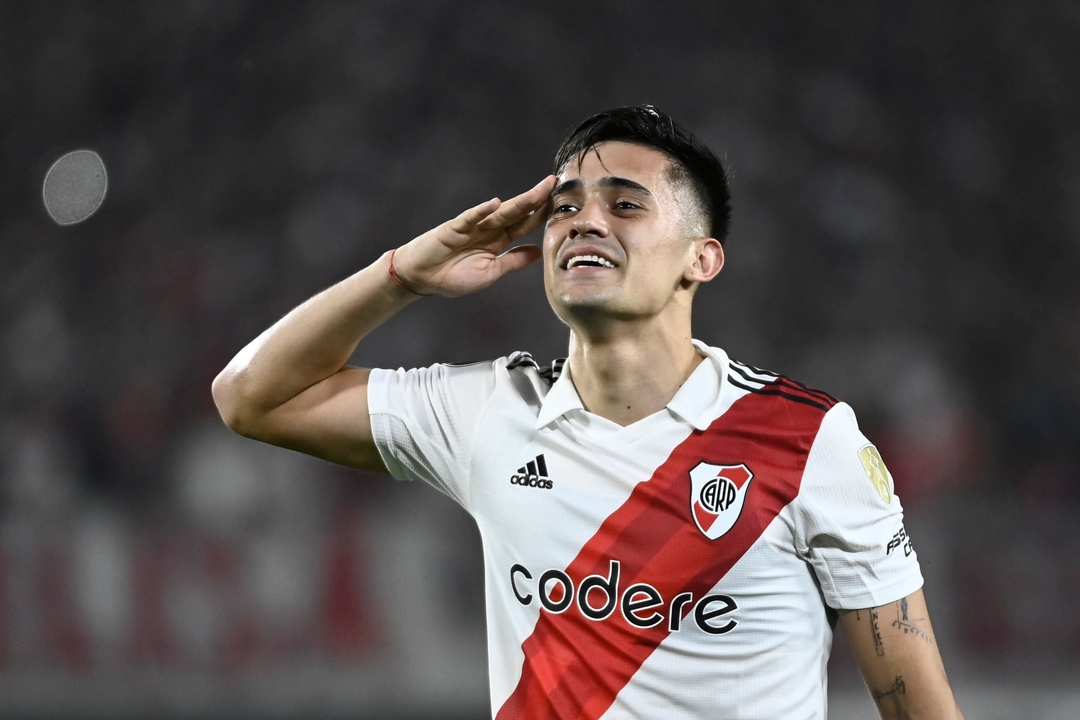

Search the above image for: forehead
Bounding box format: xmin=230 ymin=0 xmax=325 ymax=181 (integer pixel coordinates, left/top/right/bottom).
xmin=557 ymin=141 xmax=675 ymax=191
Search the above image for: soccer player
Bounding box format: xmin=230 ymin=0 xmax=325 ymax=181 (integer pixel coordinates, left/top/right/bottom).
xmin=212 ymin=106 xmax=964 ymax=719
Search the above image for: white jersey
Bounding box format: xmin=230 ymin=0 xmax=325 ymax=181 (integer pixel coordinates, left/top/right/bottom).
xmin=368 ymin=342 xmax=922 ymax=720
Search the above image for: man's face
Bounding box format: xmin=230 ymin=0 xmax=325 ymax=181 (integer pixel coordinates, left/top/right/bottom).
xmin=543 ymin=141 xmax=704 ymax=325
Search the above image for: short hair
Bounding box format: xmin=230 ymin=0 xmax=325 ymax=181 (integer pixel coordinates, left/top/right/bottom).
xmin=552 ymin=105 xmax=731 ymax=243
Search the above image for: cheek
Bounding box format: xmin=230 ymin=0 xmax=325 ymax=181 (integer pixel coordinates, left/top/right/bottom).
xmin=542 ymin=228 xmax=559 ymax=257
xmin=541 ymin=234 xmax=559 ymax=291
xmin=543 ymin=228 xmax=567 ymax=271
xmin=630 ymin=243 xmax=689 ymax=290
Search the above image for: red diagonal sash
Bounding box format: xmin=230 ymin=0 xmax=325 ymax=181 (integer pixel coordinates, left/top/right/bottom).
xmin=496 ymin=390 xmax=831 ymax=720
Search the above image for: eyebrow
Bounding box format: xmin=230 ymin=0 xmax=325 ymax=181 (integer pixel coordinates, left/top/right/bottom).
xmin=552 ymin=176 xmax=654 ymax=197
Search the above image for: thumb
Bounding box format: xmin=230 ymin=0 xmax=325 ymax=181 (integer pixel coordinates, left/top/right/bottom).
xmin=492 ymin=245 xmax=543 ymax=277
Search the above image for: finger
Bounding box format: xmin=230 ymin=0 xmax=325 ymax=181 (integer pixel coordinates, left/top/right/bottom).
xmin=447 ymin=197 xmax=502 ymax=234
xmin=478 ymin=176 xmax=556 ymax=230
xmin=485 ymin=177 xmax=554 ymax=226
xmin=504 ymin=196 xmax=553 ymax=241
xmin=492 ymin=244 xmax=543 ymax=277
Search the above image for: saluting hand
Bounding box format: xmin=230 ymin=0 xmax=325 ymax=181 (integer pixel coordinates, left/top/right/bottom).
xmin=390 ymin=176 xmax=556 ymax=297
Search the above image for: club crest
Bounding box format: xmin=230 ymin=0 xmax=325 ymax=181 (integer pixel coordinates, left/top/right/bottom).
xmin=689 ymin=462 xmax=754 ymax=540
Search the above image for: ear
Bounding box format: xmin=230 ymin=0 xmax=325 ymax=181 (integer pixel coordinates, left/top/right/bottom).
xmin=684 ymin=237 xmax=724 ymax=284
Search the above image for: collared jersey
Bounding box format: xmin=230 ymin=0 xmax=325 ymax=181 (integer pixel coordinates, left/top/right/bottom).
xmin=368 ymin=342 xmax=922 ymax=720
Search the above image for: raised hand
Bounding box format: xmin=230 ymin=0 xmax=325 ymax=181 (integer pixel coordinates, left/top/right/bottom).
xmin=390 ymin=176 xmax=556 ymax=297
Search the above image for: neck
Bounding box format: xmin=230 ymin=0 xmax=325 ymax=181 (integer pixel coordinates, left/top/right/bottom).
xmin=565 ymin=317 xmax=702 ymax=426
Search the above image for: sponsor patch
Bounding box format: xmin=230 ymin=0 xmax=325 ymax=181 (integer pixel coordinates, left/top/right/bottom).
xmin=859 ymin=445 xmax=893 ymax=505
xmin=886 ymin=526 xmax=914 ymax=557
xmin=688 ymin=462 xmax=753 ymax=540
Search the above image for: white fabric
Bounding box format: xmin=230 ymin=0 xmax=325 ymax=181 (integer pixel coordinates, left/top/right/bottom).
xmin=368 ymin=342 xmax=923 ymax=719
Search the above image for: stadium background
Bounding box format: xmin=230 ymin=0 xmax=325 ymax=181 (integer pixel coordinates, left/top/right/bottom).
xmin=2 ymin=1 xmax=1079 ymax=717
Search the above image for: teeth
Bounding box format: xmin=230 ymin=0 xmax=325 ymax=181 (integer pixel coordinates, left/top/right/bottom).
xmin=566 ymin=255 xmax=615 ymax=269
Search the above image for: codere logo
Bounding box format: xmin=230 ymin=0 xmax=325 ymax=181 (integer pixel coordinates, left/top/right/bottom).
xmin=510 ymin=560 xmax=738 ymax=635
xmin=510 ymin=454 xmax=553 ymax=490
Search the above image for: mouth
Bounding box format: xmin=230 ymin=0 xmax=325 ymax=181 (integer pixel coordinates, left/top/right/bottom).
xmin=560 ymin=246 xmax=620 ymax=270
xmin=565 ymin=254 xmax=617 ymax=270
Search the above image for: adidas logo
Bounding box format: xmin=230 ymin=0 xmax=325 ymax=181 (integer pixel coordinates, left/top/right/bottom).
xmin=509 ymin=454 xmax=553 ymax=490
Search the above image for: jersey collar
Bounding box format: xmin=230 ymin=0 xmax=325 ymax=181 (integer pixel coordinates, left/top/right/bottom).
xmin=534 ymin=340 xmax=730 ymax=431
xmin=534 ymin=363 xmax=585 ymax=429
xmin=667 ymin=340 xmax=729 ymax=431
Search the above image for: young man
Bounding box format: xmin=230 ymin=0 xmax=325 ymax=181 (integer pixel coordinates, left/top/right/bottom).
xmin=213 ymin=106 xmax=964 ymax=719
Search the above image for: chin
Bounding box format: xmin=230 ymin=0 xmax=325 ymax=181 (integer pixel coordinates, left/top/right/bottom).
xmin=549 ymin=293 xmax=604 ymax=322
xmin=553 ymin=293 xmax=647 ymax=327
xmin=555 ymin=287 xmax=613 ymax=309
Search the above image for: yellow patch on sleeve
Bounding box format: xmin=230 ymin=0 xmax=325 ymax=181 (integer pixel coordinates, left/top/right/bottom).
xmin=858 ymin=445 xmax=894 ymax=504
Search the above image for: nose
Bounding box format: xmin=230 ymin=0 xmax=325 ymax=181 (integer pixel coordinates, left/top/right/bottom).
xmin=568 ymin=197 xmax=609 ymax=239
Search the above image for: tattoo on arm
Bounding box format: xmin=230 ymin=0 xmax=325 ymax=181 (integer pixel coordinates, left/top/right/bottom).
xmin=891 ymin=597 xmax=932 ymax=644
xmin=870 ymin=607 xmax=885 ymax=656
xmin=871 ymin=675 xmax=906 ymax=702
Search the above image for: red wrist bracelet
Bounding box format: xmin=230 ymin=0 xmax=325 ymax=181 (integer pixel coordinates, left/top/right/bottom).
xmin=388 ymin=248 xmax=432 ymax=297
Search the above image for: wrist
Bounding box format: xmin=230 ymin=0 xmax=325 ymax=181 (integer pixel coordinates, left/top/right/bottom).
xmin=387 ymin=247 xmax=432 ymax=297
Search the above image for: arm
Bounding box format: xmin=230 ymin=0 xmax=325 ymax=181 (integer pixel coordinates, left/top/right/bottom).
xmin=839 ymin=589 xmax=964 ymax=720
xmin=211 ymin=176 xmax=556 ymax=471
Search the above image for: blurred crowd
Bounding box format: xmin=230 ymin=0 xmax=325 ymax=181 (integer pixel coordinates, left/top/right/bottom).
xmin=1 ymin=1 xmax=1079 ymax=716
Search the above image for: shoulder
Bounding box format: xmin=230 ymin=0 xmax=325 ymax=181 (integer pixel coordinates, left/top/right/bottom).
xmin=370 ymin=352 xmax=565 ymax=406
xmin=728 ymin=358 xmax=869 ymax=459
xmin=719 ymin=353 xmax=894 ymax=508
xmin=496 ymin=351 xmax=567 ymax=412
xmin=504 ymin=351 xmax=566 ymax=385
xmin=725 ymin=357 xmax=840 ymax=414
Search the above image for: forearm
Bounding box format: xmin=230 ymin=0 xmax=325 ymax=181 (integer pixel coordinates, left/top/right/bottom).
xmin=840 ymin=591 xmax=964 ymax=720
xmin=211 ymin=179 xmax=551 ymax=454
xmin=212 ymin=250 xmax=420 ymax=429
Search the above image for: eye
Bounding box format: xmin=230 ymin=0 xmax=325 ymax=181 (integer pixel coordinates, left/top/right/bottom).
xmin=552 ymin=203 xmax=578 ymax=214
xmin=614 ymin=200 xmax=641 ymax=211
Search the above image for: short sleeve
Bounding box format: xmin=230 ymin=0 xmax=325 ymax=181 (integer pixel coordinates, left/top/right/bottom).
xmin=795 ymin=403 xmax=924 ymax=610
xmin=367 ymin=361 xmax=499 ymax=511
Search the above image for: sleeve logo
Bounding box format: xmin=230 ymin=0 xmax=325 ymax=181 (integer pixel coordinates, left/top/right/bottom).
xmin=688 ymin=463 xmax=753 ymax=540
xmin=858 ymin=445 xmax=894 ymax=505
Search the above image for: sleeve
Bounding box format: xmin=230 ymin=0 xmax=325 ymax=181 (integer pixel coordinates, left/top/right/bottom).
xmin=795 ymin=402 xmax=924 ymax=610
xmin=366 ymin=360 xmax=500 ymax=512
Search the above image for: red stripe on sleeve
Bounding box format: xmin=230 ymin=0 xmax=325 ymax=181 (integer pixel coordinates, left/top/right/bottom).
xmin=496 ymin=391 xmax=830 ymax=720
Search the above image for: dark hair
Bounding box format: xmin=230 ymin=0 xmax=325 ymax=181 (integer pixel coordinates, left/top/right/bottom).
xmin=552 ymin=105 xmax=731 ymax=242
